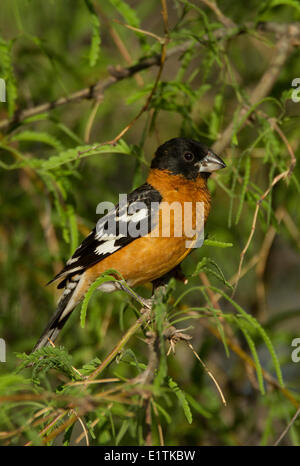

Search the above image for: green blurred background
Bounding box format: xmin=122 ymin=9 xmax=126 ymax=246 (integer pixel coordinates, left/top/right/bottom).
xmin=0 ymin=0 xmax=300 ymax=446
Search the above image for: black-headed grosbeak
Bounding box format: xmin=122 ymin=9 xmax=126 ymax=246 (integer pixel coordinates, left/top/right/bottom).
xmin=33 ymin=138 xmax=225 ymax=350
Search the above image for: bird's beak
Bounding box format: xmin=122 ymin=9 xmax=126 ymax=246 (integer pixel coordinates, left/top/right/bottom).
xmin=198 ymin=150 xmax=226 ymax=173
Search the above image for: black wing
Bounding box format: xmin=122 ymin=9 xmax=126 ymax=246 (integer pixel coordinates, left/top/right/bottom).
xmin=49 ymin=182 xmax=162 ymax=287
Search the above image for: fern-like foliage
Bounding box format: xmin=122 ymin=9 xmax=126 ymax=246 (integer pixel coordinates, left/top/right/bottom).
xmin=16 ymin=347 xmax=80 ymax=384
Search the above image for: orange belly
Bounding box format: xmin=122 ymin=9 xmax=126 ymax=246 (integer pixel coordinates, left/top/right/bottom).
xmin=89 ymin=234 xmax=192 ymax=286
xmin=86 ymin=169 xmax=211 ymax=287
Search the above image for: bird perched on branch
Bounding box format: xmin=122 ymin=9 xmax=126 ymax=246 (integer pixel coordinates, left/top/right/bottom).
xmin=33 ymin=137 xmax=225 ymax=351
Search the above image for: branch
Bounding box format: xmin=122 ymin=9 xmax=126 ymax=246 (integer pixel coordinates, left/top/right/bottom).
xmin=201 ymin=320 xmax=300 ymax=409
xmin=2 ymin=21 xmax=297 ymax=132
xmin=88 ymin=307 xmax=152 ymax=381
xmin=96 ymin=5 xmax=144 ymax=86
xmin=0 ymin=56 xmax=160 ymax=132
xmin=199 ymin=0 xmax=235 ymax=28
xmin=212 ymin=26 xmax=299 ymax=154
xmin=233 ymin=120 xmax=297 ymax=294
xmin=274 ymin=405 xmax=300 ymax=446
xmin=99 ymin=0 xmax=170 ymax=147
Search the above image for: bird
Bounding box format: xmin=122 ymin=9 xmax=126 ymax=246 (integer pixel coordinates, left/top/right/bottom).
xmin=33 ymin=137 xmax=226 ymax=351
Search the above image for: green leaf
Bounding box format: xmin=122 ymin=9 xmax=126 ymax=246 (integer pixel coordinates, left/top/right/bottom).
xmin=154 ymin=295 xmax=168 ymax=389
xmin=211 ymin=288 xmax=284 ymax=388
xmin=235 ymin=154 xmax=251 ymax=224
xmin=151 ymin=400 xmax=172 ymax=424
xmin=80 ymin=270 xmax=123 ymax=328
xmin=203 ymin=239 xmax=234 ymax=248
xmin=30 ymin=139 xmax=132 ymax=171
xmin=0 ymin=374 xmax=31 ymax=394
xmin=50 ymin=117 xmax=84 ymax=144
xmin=185 ymin=393 xmax=212 ymax=419
xmin=16 ymin=346 xmax=79 ymax=382
xmin=11 ymin=130 xmax=64 ymax=152
xmin=66 ymin=204 xmax=79 ymax=255
xmin=79 ymin=357 xmax=102 ymax=375
xmin=234 ymin=317 xmax=265 ymax=395
xmin=193 ymin=257 xmax=233 ymax=289
xmin=63 ymin=424 xmax=75 ymax=446
xmin=109 ymin=0 xmax=140 ymax=28
xmin=209 ymin=93 xmax=224 ymax=139
xmin=84 ymin=0 xmax=101 ymax=67
xmin=168 ymin=377 xmax=193 ymax=424
xmin=0 ymin=36 xmax=17 ymax=117
xmin=262 ymin=0 xmax=300 ymax=15
xmin=116 ymin=420 xmax=130 ymax=445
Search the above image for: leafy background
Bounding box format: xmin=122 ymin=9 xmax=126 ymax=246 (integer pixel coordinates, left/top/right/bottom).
xmin=0 ymin=0 xmax=300 ymax=446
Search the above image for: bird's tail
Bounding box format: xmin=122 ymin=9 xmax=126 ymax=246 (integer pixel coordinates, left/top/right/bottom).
xmin=32 ymin=274 xmax=84 ymax=352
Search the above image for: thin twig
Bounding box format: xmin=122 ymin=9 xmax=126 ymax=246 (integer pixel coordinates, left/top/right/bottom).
xmin=198 ymin=0 xmax=235 ymax=28
xmin=97 ymin=5 xmax=143 ymax=86
xmin=88 ymin=307 xmax=151 ymax=381
xmin=161 ymin=0 xmax=170 ymax=37
xmin=25 ymin=411 xmax=67 ymax=446
xmin=186 ymin=341 xmax=227 ymax=406
xmin=255 ymin=225 xmax=277 ymax=318
xmin=233 ymin=117 xmax=297 ymax=295
xmin=151 ymin=399 xmax=164 ymax=446
xmin=72 ymin=410 xmax=89 ymax=446
xmin=278 ymin=206 xmax=300 ymax=249
xmin=95 ymin=0 xmax=170 ymax=149
xmin=114 ymin=19 xmax=164 ymax=43
xmin=145 ymin=399 xmax=152 ymax=446
xmin=42 ymin=413 xmax=78 ymax=445
xmin=3 ymin=21 xmax=295 ymax=132
xmin=271 ymin=119 xmax=297 ymax=175
xmin=66 ymin=378 xmax=120 ymax=387
xmin=0 ymin=42 xmax=173 ymax=131
xmin=233 ymin=138 xmax=296 ymax=296
xmin=273 ymin=405 xmax=300 ymax=446
xmin=84 ymin=99 xmax=102 ymax=143
xmin=255 ymin=207 xmax=285 ymax=318
xmin=75 ymin=418 xmax=99 ymax=445
xmin=213 ymin=31 xmax=297 ymax=154
xmin=201 ymin=320 xmax=300 ymax=409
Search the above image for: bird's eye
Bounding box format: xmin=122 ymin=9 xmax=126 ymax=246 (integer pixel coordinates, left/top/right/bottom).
xmin=183 ymin=152 xmax=194 ymax=162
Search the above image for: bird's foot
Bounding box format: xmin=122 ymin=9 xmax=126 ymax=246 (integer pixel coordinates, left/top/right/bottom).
xmin=139 ymin=297 xmax=154 ymax=312
xmin=118 ymin=281 xmax=153 ymax=311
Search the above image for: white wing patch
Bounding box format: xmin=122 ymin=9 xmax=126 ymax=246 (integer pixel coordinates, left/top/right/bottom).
xmin=49 ymin=183 xmax=162 ymax=286
xmin=91 ymin=204 xmax=150 ymax=259
xmin=66 ymin=257 xmax=79 ymax=265
xmin=129 ymin=208 xmax=148 ymax=223
xmin=95 ymin=240 xmax=121 ymax=256
xmin=61 ymin=265 xmax=83 ymax=273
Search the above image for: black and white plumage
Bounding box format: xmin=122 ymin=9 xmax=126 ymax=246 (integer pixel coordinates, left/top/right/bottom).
xmin=33 ymin=183 xmax=162 ymax=351
xmin=51 ymin=183 xmax=162 ymax=287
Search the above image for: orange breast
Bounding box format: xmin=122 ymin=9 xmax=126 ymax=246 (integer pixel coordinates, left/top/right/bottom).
xmin=87 ymin=169 xmax=211 ymax=287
